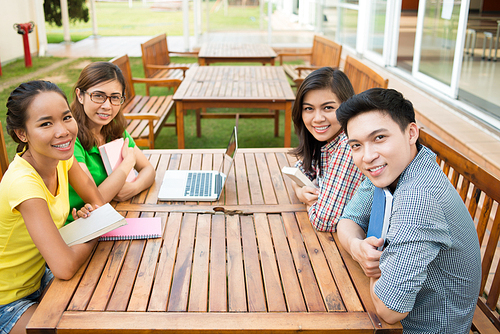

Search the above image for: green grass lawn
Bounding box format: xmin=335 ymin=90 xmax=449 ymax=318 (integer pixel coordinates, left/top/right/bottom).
xmin=46 ymin=1 xmax=266 ymax=43
xmin=0 ymin=56 xmax=300 ymax=160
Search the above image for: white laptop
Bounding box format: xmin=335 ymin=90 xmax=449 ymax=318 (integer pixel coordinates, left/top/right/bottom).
xmin=158 ymin=126 xmax=238 ymax=201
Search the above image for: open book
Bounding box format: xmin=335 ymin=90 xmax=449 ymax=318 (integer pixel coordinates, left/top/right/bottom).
xmin=99 ymin=138 xmax=137 ymax=182
xmin=281 ymin=166 xmax=317 ymax=188
xmin=59 ymin=203 xmax=127 ymax=246
xmin=367 ymin=187 xmax=393 ymax=251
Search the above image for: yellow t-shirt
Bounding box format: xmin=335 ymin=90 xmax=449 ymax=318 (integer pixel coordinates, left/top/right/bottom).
xmin=0 ymin=154 xmax=73 ymax=305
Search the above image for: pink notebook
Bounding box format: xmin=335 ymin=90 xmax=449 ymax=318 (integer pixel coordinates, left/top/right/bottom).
xmin=99 ymin=217 xmax=162 ymax=241
xmin=99 ymin=138 xmax=137 ymax=182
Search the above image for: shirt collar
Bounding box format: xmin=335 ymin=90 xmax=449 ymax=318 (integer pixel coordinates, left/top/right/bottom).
xmin=394 ymin=143 xmax=436 ymax=191
xmin=321 ymin=130 xmax=346 ymax=153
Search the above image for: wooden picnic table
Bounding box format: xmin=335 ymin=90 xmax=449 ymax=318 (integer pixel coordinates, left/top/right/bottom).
xmin=27 ymin=148 xmax=402 ymax=334
xmin=198 ymin=42 xmax=277 ymax=66
xmin=173 ymin=66 xmax=296 ymax=149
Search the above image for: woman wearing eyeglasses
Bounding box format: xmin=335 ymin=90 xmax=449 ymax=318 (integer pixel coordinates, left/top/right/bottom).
xmin=66 ymin=62 xmax=155 ymax=224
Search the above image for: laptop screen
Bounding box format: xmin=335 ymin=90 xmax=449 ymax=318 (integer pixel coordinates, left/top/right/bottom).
xmin=219 ymin=126 xmax=238 ymax=177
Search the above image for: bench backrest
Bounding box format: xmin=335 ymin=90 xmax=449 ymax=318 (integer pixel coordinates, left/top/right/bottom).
xmin=141 ymin=33 xmax=170 ymax=78
xmin=110 ymin=54 xmax=136 ymax=103
xmin=419 ymin=128 xmax=500 ymax=332
xmin=310 ymin=35 xmax=342 ymax=68
xmin=0 ymin=121 xmax=9 ymax=180
xmin=343 ymin=55 xmax=389 ymax=94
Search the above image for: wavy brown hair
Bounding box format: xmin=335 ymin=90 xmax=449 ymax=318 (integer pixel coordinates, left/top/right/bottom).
xmin=290 ymin=67 xmax=355 ymax=174
xmin=71 ymin=62 xmax=127 ymax=150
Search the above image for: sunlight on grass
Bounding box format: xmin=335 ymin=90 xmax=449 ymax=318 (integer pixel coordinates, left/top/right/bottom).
xmin=46 ymin=1 xmax=265 ymax=43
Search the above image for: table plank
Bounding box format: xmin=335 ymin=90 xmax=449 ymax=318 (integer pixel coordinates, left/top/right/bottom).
xmin=188 ymin=214 xmax=211 ymax=311
xmin=266 ymin=152 xmax=291 ymax=205
xmin=209 ymin=214 xmax=227 ymax=312
xmin=67 ymin=242 xmax=113 ymax=311
xmin=127 ymin=228 xmax=163 ymax=311
xmin=234 ymin=153 xmax=251 ymax=205
xmin=226 ymin=215 xmax=247 ymax=311
xmin=245 ymin=153 xmax=265 ymax=205
xmin=296 ymin=211 xmax=345 ymax=312
xmin=147 ymin=212 xmax=183 ymax=311
xmin=255 ymin=152 xmax=278 ymax=205
xmin=167 ymin=213 xmax=197 ymax=311
xmin=254 ymin=213 xmax=287 ymax=312
xmin=268 ymin=214 xmax=307 ymax=312
xmin=87 ymin=241 xmax=129 ymax=311
xmin=282 ymin=212 xmax=326 ymax=312
xmin=241 ymin=215 xmax=267 ymax=311
xmin=56 ymin=312 xmax=376 ymax=333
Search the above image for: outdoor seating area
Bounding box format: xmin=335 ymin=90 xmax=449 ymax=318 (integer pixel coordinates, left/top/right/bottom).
xmin=2 ymin=28 xmax=500 ymax=334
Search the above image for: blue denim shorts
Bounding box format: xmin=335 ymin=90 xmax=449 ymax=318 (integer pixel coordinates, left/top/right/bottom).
xmin=0 ymin=267 xmax=54 ymax=334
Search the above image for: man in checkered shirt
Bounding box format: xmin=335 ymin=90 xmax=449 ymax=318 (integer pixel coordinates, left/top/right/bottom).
xmin=335 ymin=88 xmax=481 ymax=334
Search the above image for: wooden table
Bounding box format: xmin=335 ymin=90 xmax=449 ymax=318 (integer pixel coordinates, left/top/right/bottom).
xmin=173 ymin=66 xmax=296 ymax=149
xmin=198 ymin=43 xmax=277 ymax=66
xmin=27 ymin=148 xmax=402 ymax=334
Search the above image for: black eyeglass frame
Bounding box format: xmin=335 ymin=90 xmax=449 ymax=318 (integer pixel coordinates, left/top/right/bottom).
xmin=83 ymin=91 xmax=125 ymax=106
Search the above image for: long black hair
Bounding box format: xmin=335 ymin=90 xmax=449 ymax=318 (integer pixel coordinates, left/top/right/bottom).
xmin=290 ymin=67 xmax=355 ymax=173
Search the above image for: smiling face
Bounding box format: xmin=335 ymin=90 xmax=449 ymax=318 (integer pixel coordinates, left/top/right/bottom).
xmin=76 ymin=79 xmax=123 ymax=133
xmin=301 ymin=88 xmax=342 ymax=142
xmin=346 ymin=110 xmax=419 ymax=191
xmin=15 ymin=91 xmax=78 ymax=164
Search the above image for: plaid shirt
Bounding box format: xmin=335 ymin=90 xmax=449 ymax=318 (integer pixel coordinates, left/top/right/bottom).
xmin=296 ymin=131 xmax=364 ymax=232
xmin=341 ymin=145 xmax=481 ymax=334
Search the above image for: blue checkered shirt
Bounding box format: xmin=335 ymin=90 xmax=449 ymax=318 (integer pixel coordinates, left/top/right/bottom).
xmin=296 ymin=131 xmax=364 ymax=232
xmin=341 ymin=144 xmax=481 ymax=334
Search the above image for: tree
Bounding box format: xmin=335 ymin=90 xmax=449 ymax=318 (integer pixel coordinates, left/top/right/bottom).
xmin=44 ymin=0 xmax=89 ymax=27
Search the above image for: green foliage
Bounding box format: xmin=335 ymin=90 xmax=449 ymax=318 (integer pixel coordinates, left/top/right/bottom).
xmin=44 ymin=0 xmax=89 ymax=27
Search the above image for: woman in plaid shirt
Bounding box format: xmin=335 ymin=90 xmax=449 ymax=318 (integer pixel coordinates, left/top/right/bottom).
xmin=290 ymin=67 xmax=364 ymax=232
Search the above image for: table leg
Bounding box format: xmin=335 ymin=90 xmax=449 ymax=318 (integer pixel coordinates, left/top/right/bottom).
xmin=199 ymin=58 xmax=206 ymax=66
xmin=284 ymin=101 xmax=292 ymax=147
xmin=176 ymin=101 xmax=185 ymax=149
xmin=495 ymin=21 xmax=500 ymax=61
xmin=274 ymin=110 xmax=279 ymax=137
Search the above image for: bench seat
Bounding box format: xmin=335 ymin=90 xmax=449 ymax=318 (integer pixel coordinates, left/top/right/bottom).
xmin=419 ymin=128 xmax=500 ymax=334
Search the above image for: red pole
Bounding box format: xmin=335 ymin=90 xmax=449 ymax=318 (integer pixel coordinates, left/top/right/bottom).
xmin=14 ymin=22 xmax=35 ymax=68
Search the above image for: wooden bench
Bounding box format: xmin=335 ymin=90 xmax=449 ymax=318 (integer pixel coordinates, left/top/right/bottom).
xmin=343 ymin=55 xmax=389 ymax=94
xmin=0 ymin=121 xmax=9 ymax=180
xmin=277 ymin=35 xmax=342 ymax=87
xmin=110 ymin=55 xmax=181 ymax=149
xmin=418 ymin=128 xmax=500 ymax=334
xmin=141 ymin=33 xmax=198 ymax=95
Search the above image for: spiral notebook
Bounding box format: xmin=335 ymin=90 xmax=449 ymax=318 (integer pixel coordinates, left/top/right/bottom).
xmin=99 ymin=217 xmax=162 ymax=241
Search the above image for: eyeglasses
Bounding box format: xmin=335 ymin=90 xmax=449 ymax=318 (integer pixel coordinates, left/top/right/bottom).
xmin=84 ymin=91 xmax=125 ymax=106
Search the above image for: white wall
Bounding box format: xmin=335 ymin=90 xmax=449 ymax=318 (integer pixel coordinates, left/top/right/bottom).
xmin=0 ymin=0 xmax=40 ymax=64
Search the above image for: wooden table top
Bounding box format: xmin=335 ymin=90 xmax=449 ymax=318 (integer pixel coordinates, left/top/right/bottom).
xmin=173 ymin=66 xmax=295 ymax=102
xmin=198 ymin=43 xmax=277 ymax=59
xmin=27 ymin=148 xmax=402 ymax=334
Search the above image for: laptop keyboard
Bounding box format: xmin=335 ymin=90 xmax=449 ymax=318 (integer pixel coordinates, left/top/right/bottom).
xmin=185 ymin=172 xmax=212 ymax=197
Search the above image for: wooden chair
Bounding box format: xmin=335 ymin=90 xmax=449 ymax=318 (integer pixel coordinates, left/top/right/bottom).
xmin=418 ymin=128 xmax=500 ymax=334
xmin=277 ymin=35 xmax=342 ymax=87
xmin=0 ymin=121 xmax=9 ymax=180
xmin=343 ymin=55 xmax=389 ymax=94
xmin=141 ymin=33 xmax=198 ymax=95
xmin=110 ymin=55 xmax=181 ymax=149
